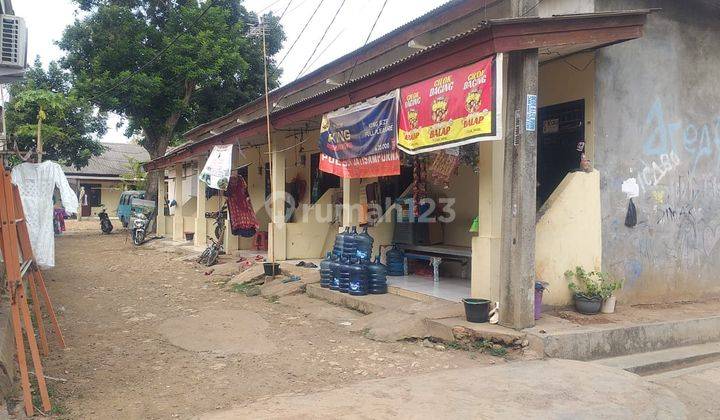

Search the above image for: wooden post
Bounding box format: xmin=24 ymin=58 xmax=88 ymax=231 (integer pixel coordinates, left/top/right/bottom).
xmin=268 ymin=141 xmax=286 ymax=261
xmin=498 ymin=49 xmax=539 ymax=330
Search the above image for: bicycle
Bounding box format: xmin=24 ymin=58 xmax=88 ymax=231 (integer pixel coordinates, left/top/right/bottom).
xmin=199 ymin=203 xmax=228 ymax=266
xmin=204 ymin=202 xmax=228 ymax=241
xmin=197 ymin=236 xmax=223 ymax=266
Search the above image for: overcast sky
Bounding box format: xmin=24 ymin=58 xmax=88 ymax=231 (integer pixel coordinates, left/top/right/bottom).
xmin=13 ymin=0 xmax=447 ymax=143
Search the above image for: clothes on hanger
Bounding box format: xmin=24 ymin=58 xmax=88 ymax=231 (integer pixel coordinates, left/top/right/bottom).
xmin=225 ymin=175 xmax=259 ymax=238
xmin=12 ymin=161 xmax=79 ymax=268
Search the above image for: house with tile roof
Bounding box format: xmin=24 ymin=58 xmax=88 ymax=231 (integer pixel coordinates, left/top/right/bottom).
xmin=63 ymin=142 xmax=149 ymax=218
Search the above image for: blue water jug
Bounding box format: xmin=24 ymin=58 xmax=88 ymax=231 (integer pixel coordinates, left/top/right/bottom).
xmin=348 ymin=258 xmax=369 ymax=296
xmin=333 ymin=227 xmax=350 ymax=258
xmin=343 ymin=226 xmax=358 ymax=260
xmin=338 ymin=256 xmax=351 ymax=293
xmin=367 ymin=255 xmax=388 ymax=294
xmin=386 ymin=246 xmax=405 ymax=276
xmin=320 ymin=252 xmax=333 ymax=288
xmin=329 ymin=255 xmax=342 ymax=291
xmin=355 ymin=226 xmax=374 ymax=260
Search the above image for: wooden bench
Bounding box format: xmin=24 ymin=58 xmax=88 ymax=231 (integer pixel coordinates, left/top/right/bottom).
xmin=396 ymin=244 xmax=472 ymax=283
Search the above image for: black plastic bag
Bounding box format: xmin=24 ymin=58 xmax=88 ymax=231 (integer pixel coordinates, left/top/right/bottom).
xmin=625 ymin=198 xmax=637 ymax=228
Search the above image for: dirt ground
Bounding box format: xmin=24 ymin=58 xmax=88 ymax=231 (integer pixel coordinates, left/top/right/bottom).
xmin=30 ymin=230 xmax=501 ymax=419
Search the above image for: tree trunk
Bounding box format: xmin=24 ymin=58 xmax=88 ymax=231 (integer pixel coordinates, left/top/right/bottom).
xmin=141 ymin=79 xmax=195 ymax=231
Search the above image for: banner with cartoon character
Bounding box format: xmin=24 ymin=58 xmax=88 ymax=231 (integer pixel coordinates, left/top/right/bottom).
xmin=319 ymin=91 xmax=398 ymax=160
xmin=398 ymin=55 xmax=503 ymax=154
xmin=319 ymin=150 xmax=400 ymax=179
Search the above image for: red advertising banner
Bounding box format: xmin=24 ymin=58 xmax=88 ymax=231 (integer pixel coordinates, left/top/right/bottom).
xmin=319 ymin=151 xmax=400 ymax=179
xmin=398 ymin=55 xmax=501 ymax=154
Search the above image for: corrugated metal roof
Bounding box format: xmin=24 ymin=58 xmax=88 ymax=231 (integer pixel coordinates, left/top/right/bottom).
xmin=183 ymin=0 xmax=496 ymax=139
xmin=149 ymin=8 xmax=651 ymax=169
xmin=64 ymin=142 xmax=149 ymax=176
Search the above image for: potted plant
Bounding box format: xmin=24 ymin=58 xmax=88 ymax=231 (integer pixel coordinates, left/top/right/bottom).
xmin=598 ymin=272 xmax=623 ymax=314
xmin=565 ymin=267 xmax=603 ymax=315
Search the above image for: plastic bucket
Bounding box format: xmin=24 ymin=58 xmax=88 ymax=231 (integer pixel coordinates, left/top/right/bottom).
xmin=462 ymin=298 xmax=491 ymax=323
xmin=263 ymin=262 xmax=280 ymax=277
xmin=534 ymin=288 xmax=544 ymax=320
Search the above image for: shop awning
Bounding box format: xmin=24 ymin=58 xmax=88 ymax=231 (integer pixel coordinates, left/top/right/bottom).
xmin=145 ymin=9 xmax=650 ymax=171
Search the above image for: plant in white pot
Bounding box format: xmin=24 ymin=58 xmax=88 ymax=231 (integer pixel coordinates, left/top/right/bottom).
xmin=598 ymin=273 xmax=623 ymax=314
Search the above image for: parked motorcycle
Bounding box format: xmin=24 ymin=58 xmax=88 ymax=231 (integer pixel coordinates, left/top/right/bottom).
xmin=98 ymin=205 xmax=113 ymax=234
xmin=130 ymin=209 xmax=154 ymax=246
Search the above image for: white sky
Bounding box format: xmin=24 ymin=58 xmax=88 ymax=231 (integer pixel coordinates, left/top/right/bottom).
xmin=13 ymin=0 xmax=448 ymax=143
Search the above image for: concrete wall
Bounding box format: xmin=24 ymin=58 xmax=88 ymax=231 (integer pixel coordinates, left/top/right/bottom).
xmin=594 ymin=1 xmax=720 ymax=303
xmin=536 ymin=170 xmax=603 ymax=306
xmin=426 ymin=165 xmax=479 ymax=248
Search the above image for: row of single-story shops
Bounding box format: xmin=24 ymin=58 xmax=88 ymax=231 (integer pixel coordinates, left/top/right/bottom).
xmin=145 ymin=0 xmax=720 ymax=328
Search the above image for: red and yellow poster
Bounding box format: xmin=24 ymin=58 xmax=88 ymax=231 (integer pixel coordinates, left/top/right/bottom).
xmin=398 ymin=55 xmax=501 ymax=154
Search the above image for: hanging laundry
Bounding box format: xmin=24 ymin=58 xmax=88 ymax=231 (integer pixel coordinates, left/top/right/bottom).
xmin=12 ymin=161 xmax=79 ymax=268
xmin=225 ymin=175 xmax=259 ymax=237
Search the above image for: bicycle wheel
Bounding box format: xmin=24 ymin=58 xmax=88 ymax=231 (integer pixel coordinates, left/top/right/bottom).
xmin=205 ymin=247 xmax=219 ymax=267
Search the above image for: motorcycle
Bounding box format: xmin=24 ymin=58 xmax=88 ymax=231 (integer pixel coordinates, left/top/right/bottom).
xmin=130 ymin=209 xmax=154 ymax=246
xmin=98 ymin=205 xmax=113 ymax=234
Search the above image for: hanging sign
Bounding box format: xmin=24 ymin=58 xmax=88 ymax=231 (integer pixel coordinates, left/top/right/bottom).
xmin=319 ymin=91 xmax=398 ymax=160
xmin=199 ymin=144 xmax=233 ymax=190
xmin=319 ymin=150 xmax=400 ymax=179
xmin=398 ymin=54 xmax=503 ymax=154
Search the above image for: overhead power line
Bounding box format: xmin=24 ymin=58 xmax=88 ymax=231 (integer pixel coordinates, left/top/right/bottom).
xmin=267 ymin=0 xmax=347 ymax=116
xmin=274 ymin=0 xmax=326 ymax=70
xmin=293 ymin=0 xmax=348 ymax=80
xmin=277 ymin=0 xmax=294 ymax=20
xmin=347 ymin=0 xmax=389 ymax=81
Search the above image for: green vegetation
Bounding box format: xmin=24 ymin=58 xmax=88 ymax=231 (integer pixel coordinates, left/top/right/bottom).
xmin=5 ymin=58 xmax=106 ymax=169
xmin=59 ymin=0 xmax=285 ymax=199
xmin=566 ymin=266 xmax=623 ymax=299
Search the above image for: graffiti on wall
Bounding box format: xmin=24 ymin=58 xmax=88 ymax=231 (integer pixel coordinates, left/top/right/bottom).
xmin=622 ymin=98 xmax=720 ymax=278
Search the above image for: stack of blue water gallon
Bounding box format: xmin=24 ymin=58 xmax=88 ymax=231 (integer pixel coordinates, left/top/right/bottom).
xmin=319 ymin=226 xmax=388 ymax=295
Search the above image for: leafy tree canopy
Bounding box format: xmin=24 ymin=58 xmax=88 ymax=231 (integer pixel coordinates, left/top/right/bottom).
xmin=59 ymin=0 xmax=285 ymax=196
xmin=5 ymin=57 xmax=107 ymax=169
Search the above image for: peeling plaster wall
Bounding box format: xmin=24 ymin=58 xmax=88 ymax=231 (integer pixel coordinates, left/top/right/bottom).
xmin=594 ymin=0 xmax=720 ymax=303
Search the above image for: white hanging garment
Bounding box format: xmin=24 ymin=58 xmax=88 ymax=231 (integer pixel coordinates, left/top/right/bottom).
xmin=12 ymin=161 xmax=79 ymax=269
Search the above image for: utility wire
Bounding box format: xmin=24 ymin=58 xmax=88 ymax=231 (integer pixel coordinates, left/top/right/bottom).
xmin=277 ymin=0 xmax=294 ymax=20
xmin=293 ymin=0 xmax=347 ymax=80
xmin=346 ymin=0 xmax=389 ymax=82
xmin=274 ymin=0 xmax=326 ymax=70
xmin=89 ymin=0 xmax=215 ymax=104
xmin=258 ymin=0 xmax=286 ymax=13
xmin=520 ymin=0 xmax=545 ymax=16
xmin=267 ymin=0 xmax=346 ymax=115
xmin=307 ymin=28 xmax=346 ymax=70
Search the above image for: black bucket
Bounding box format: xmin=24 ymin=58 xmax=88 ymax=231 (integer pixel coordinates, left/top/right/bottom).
xmin=263 ymin=262 xmax=280 ymax=277
xmin=462 ymin=298 xmax=491 ymax=323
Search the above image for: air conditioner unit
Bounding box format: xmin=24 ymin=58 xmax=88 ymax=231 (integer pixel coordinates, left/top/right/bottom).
xmin=0 ymin=14 xmax=27 ymax=69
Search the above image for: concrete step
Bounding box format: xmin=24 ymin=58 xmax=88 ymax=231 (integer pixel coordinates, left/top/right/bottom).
xmin=525 ymin=314 xmax=720 ymax=361
xmin=305 ymin=284 xmax=525 ymax=344
xmin=593 ymin=341 xmax=720 ymax=376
